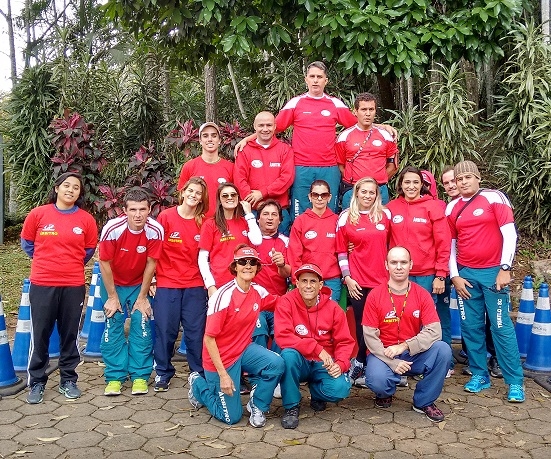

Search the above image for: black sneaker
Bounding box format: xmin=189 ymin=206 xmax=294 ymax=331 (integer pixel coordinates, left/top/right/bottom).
xmin=310 ymin=399 xmax=327 ymax=412
xmin=488 ymin=356 xmax=503 ymax=378
xmin=461 ymin=366 xmax=473 ymax=376
xmin=27 ymin=383 xmax=45 ymax=404
xmin=154 ymin=380 xmax=170 ymax=392
xmin=281 ymin=405 xmax=300 ymax=429
xmin=375 ymin=395 xmax=393 ymax=408
xmin=413 ymin=403 xmax=445 ymax=422
xmin=58 ymin=381 xmax=81 ymax=399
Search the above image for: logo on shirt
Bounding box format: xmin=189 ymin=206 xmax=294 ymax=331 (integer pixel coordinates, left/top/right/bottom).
xmin=295 ymin=324 xmax=308 ymax=335
xmin=413 ymin=217 xmax=427 ymax=223
xmin=305 ymin=230 xmax=317 ymax=239
xmin=40 ymin=224 xmax=57 ymax=236
xmin=376 ymin=224 xmax=386 ymax=231
xmin=383 ymin=310 xmax=399 ymax=323
xmin=320 ymin=110 xmax=331 ymax=117
xmin=269 ymin=162 xmax=281 ymax=167
xmin=413 ymin=310 xmax=420 ymax=318
xmin=43 ymin=224 xmax=55 ymax=231
xmin=326 ymin=232 xmax=336 ymax=238
xmin=136 ymin=246 xmax=146 ymax=253
xmin=253 ymin=303 xmax=259 ymax=311
xmin=392 ymin=215 xmax=404 ymax=224
xmin=217 ymin=178 xmax=227 ymax=184
xmin=194 ymin=234 xmax=201 ymax=242
xmin=242 ymin=230 xmax=248 ymax=237
xmin=251 ymin=160 xmax=263 ymax=168
xmin=72 ymin=227 xmax=83 ymax=235
xmin=385 ymin=311 xmax=397 ymax=319
xmin=473 ymin=208 xmax=484 ymax=216
xmin=318 ymin=329 xmax=329 ymax=335
xmin=372 ymin=139 xmax=383 ymax=147
xmin=170 ymin=232 xmax=180 ymax=238
xmin=256 ymin=319 xmax=262 ymax=328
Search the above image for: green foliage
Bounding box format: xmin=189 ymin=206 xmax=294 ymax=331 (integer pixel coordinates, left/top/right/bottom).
xmin=4 ymin=65 xmax=59 ymax=212
xmin=490 ymin=21 xmax=551 ymax=239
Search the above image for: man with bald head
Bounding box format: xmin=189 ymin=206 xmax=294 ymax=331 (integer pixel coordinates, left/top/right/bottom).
xmin=362 ymin=246 xmax=451 ymax=422
xmin=234 ymin=111 xmax=295 ymax=234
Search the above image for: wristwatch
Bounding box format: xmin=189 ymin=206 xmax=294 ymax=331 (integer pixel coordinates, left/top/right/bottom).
xmin=436 ymin=276 xmax=445 ymax=281
xmin=500 ymin=264 xmax=511 ymax=271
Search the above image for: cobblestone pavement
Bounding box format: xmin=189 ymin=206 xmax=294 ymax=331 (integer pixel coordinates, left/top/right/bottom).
xmin=1 ymin=360 xmax=551 ymax=459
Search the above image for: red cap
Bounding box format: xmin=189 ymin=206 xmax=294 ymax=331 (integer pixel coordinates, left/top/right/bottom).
xmin=233 ymin=246 xmax=261 ymax=262
xmin=294 ymin=263 xmax=323 ymax=280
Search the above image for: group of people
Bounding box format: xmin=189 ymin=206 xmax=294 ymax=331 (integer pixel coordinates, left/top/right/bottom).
xmin=20 ymin=60 xmax=524 ymax=431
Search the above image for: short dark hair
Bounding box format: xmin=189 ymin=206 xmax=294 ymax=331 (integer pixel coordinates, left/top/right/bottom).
xmin=309 ymin=179 xmax=331 ymax=194
xmin=441 ymin=165 xmax=455 ymax=181
xmin=48 ymin=172 xmax=85 ymax=208
xmin=123 ymin=187 xmax=151 ymax=207
xmin=257 ymin=199 xmax=283 ymax=222
xmin=354 ymin=92 xmax=378 ymax=110
xmin=306 ymin=61 xmax=327 ymax=75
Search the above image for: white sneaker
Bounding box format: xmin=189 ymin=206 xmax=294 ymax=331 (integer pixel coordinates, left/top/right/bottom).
xmin=247 ymin=387 xmax=266 ymax=427
xmin=446 ymin=369 xmax=455 ymax=379
xmin=348 ymin=358 xmax=364 ymax=382
xmin=273 ymin=383 xmax=282 ymax=399
xmin=354 ymin=376 xmax=368 ymax=388
xmin=187 ymin=372 xmax=203 ymax=410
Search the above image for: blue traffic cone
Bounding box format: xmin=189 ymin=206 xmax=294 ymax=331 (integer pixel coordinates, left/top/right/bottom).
xmin=177 ymin=330 xmax=187 ymax=356
xmin=80 ymin=262 xmax=100 ymax=339
xmin=83 ymin=273 xmax=105 ymax=358
xmin=515 ymin=276 xmax=535 ymax=358
xmin=48 ymin=321 xmax=60 ymax=358
xmin=11 ymin=279 xmax=32 ymax=371
xmin=0 ymin=296 xmax=20 ymax=387
xmin=450 ymin=286 xmax=462 ymax=341
xmin=524 ymin=283 xmax=551 ymax=372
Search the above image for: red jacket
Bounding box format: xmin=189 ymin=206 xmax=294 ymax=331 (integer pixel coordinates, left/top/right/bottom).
xmin=275 ymin=287 xmax=355 ymax=372
xmin=288 ymin=208 xmax=340 ymax=281
xmin=387 ymin=195 xmax=451 ymax=277
xmin=233 ymin=137 xmax=295 ymax=209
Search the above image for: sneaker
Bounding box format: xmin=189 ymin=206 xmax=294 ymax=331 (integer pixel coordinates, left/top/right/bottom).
xmin=310 ymin=398 xmax=327 ymax=412
xmin=104 ymin=381 xmax=122 ymax=396
xmin=507 ymin=384 xmax=525 ymax=403
xmin=26 ymin=383 xmax=45 ymax=404
xmin=464 ymin=375 xmax=491 ymax=393
xmin=446 ymin=369 xmax=455 ymax=379
xmin=397 ymin=375 xmax=409 ymax=387
xmin=488 ymin=356 xmax=503 ymax=378
xmin=462 ymin=366 xmax=473 ymax=376
xmin=154 ymin=380 xmax=170 ymax=392
xmin=58 ymin=381 xmax=81 ymax=399
xmin=354 ymin=376 xmax=368 ymax=388
xmin=131 ymin=378 xmax=149 ymax=395
xmin=187 ymin=372 xmax=203 ymax=409
xmin=375 ymin=395 xmax=393 ymax=408
xmin=240 ymin=375 xmax=251 ymax=395
xmin=246 ymin=391 xmax=266 ymax=428
xmin=456 ymin=349 xmax=469 ymax=364
xmin=413 ymin=403 xmax=445 ymax=422
xmin=273 ymin=383 xmax=282 ymax=399
xmin=281 ymin=405 xmax=300 ymax=429
xmin=348 ymin=358 xmax=364 ymax=381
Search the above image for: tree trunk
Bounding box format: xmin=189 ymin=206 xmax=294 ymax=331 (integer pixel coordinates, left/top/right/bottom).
xmin=407 ymin=77 xmax=414 ymax=108
xmin=24 ymin=0 xmax=31 ymax=68
xmin=3 ymin=0 xmax=17 ymax=84
xmin=204 ymin=62 xmax=217 ymax=122
xmin=460 ymin=58 xmax=479 ymax=121
xmin=162 ymin=62 xmax=172 ymax=123
xmin=376 ymin=74 xmax=396 ymax=115
xmin=227 ymin=62 xmax=246 ymax=120
xmin=398 ymin=77 xmax=405 ymax=112
xmin=543 ymin=0 xmax=550 ymax=40
xmin=484 ymin=59 xmax=495 ymax=117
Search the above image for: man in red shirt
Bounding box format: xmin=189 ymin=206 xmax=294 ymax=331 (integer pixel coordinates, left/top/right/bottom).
xmin=233 ymin=111 xmax=295 ymax=234
xmin=336 ymin=92 xmax=399 ymax=207
xmin=275 ymin=263 xmax=355 ymax=429
xmin=99 ymin=188 xmax=164 ymax=396
xmin=362 ymin=247 xmax=450 ymax=422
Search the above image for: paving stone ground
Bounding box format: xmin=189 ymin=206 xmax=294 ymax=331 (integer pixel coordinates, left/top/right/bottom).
xmin=1 ymin=360 xmax=551 ymax=458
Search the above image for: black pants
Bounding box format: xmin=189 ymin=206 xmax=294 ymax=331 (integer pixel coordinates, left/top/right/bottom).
xmin=28 ymin=284 xmax=85 ymax=386
xmin=349 ymin=287 xmax=373 ymax=364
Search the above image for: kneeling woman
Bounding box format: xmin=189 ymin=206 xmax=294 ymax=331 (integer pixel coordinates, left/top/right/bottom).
xmin=187 ymin=245 xmax=284 ymax=427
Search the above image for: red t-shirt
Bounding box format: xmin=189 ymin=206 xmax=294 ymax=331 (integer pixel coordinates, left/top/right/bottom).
xmin=156 ymin=207 xmax=203 ymax=288
xmin=336 ymin=125 xmax=398 ymax=185
xmin=446 ymin=190 xmax=514 ymax=268
xmin=202 ymin=281 xmax=277 ymax=372
xmin=336 ymin=209 xmax=390 ymax=288
xmin=177 ymin=156 xmax=234 ymax=217
xmin=276 ymin=93 xmax=357 ymax=167
xmin=99 ymin=215 xmax=163 ymax=286
xmin=199 ymin=217 xmax=251 ymax=287
xmin=254 ymin=234 xmax=289 ymax=296
xmin=21 ymin=204 xmax=98 ymax=287
xmin=362 ymin=282 xmax=440 ymax=347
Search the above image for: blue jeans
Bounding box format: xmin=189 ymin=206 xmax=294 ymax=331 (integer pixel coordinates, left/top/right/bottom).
xmin=280 ymin=348 xmax=351 ymax=409
xmin=192 ymin=343 xmax=284 ymax=424
xmin=365 ymin=341 xmax=451 ymax=408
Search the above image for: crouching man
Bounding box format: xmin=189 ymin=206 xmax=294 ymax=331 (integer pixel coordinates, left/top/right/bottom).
xmin=275 ymin=263 xmax=355 ymax=429
xmin=362 ymin=247 xmax=451 ymax=422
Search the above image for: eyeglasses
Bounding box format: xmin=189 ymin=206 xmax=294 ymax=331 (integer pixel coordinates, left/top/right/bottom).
xmin=310 ymin=192 xmax=330 ymax=200
xmin=221 ymin=192 xmax=238 ymax=199
xmin=236 ymin=258 xmax=259 ymax=266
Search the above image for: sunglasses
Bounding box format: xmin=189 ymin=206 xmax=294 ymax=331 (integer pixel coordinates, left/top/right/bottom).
xmin=236 ymin=258 xmax=259 ymax=266
xmin=221 ymin=192 xmax=238 ymax=199
xmin=310 ymin=192 xmax=330 ymax=200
